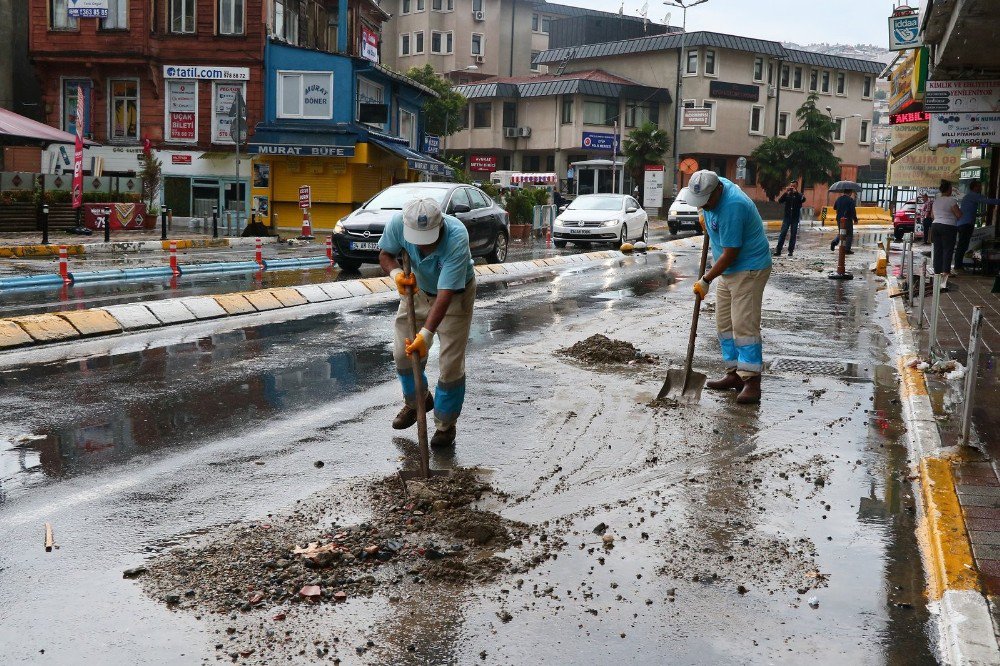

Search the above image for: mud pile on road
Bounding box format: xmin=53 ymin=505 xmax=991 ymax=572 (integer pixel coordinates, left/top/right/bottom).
xmin=559 ymin=334 xmax=657 ymax=365
xmin=137 ymin=469 xmax=558 ymax=615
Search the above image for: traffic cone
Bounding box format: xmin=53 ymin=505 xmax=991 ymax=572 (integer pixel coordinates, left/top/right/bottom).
xmin=299 ymin=210 xmax=315 ymax=240
xmin=325 ymin=236 xmax=334 ymax=265
xmin=255 ymin=237 xmax=263 ymax=266
xmin=58 ymin=245 xmax=71 ymax=284
xmin=169 ymin=240 xmax=180 ymax=276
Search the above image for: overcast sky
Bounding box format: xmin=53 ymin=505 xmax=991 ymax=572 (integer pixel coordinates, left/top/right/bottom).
xmin=568 ymin=0 xmax=894 ymax=47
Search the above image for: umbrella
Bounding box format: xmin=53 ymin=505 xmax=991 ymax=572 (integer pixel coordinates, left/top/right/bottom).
xmin=829 ymin=180 xmax=862 ymax=192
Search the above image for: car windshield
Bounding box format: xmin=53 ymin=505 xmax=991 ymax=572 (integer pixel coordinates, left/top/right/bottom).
xmin=568 ymin=196 xmax=623 ymax=211
xmin=364 ymin=186 xmax=451 ymax=210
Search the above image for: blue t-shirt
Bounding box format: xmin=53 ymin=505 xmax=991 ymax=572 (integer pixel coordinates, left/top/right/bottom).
xmin=958 ymin=191 xmax=1000 ymax=226
xmin=702 ymin=178 xmax=772 ymax=274
xmin=378 ymin=213 xmax=475 ymax=293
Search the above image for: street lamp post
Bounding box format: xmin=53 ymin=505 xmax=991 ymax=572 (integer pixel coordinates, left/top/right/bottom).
xmin=664 ymin=0 xmax=709 ymax=196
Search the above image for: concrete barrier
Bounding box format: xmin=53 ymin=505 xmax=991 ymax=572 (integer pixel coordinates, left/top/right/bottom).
xmin=243 ymin=290 xmax=284 ymax=311
xmin=294 ymin=284 xmax=332 ymax=303
xmin=56 ymin=310 xmax=123 ymax=337
xmin=145 ymin=300 xmax=198 ymax=325
xmin=268 ymin=288 xmax=308 ymax=307
xmin=179 ymin=296 xmax=228 ymax=320
xmin=213 ymin=293 xmax=257 ymax=315
xmin=11 ymin=314 xmax=81 ymax=342
xmin=0 ymin=320 xmax=34 ymax=349
xmin=102 ymin=304 xmax=162 ymax=330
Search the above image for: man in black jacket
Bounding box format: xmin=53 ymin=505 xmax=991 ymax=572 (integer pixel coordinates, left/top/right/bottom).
xmin=831 ymin=189 xmax=858 ymax=254
xmin=774 ymin=182 xmax=806 ymax=257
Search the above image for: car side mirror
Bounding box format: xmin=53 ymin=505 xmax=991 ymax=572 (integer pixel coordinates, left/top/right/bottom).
xmin=559 ymin=205 xmax=567 ymax=212
xmin=626 ymin=207 xmax=638 ymax=213
xmin=451 ymin=203 xmax=471 ymax=214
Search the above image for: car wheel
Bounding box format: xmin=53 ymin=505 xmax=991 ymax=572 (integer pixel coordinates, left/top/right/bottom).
xmin=893 ymin=228 xmax=903 ymax=242
xmin=618 ymin=224 xmax=628 ymax=247
xmin=640 ymin=222 xmax=649 ymax=243
xmin=669 ymin=224 xmax=678 ymax=236
xmin=487 ymin=230 xmax=509 ymax=263
xmin=554 ymin=240 xmax=567 ymax=248
xmin=336 ymin=259 xmax=362 ymax=272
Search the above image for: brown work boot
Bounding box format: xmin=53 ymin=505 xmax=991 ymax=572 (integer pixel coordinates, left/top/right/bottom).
xmin=392 ymin=393 xmax=433 ymax=430
xmin=430 ymin=425 xmax=456 ymax=448
xmin=706 ymin=370 xmax=744 ymax=391
xmin=736 ymin=376 xmax=762 ymax=404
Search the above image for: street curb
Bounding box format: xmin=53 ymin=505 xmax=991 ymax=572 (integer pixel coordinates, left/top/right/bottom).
xmin=0 ymin=249 xmax=626 ymax=352
xmin=886 ymin=275 xmax=1000 ymax=665
xmin=0 ymin=236 xmax=279 ymax=258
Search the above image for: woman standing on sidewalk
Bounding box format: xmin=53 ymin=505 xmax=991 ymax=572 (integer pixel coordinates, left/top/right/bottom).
xmin=931 ymin=179 xmax=962 ymax=291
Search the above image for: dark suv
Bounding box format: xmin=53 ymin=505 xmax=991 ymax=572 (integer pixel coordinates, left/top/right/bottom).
xmin=332 ymin=182 xmax=510 ymax=271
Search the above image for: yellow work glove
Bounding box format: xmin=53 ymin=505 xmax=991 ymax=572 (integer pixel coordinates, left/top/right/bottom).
xmin=693 ymin=277 xmax=711 ymax=299
xmin=390 ymin=268 xmax=416 ymax=296
xmin=405 ymin=328 xmax=435 ymax=359
xmin=698 ymin=212 xmax=706 ymax=232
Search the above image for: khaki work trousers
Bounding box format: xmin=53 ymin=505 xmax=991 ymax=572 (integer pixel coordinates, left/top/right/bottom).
xmin=715 ymin=266 xmax=771 ymax=379
xmin=393 ymin=280 xmax=476 ymax=429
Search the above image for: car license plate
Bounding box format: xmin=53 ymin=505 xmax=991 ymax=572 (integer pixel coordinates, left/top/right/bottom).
xmin=569 ymin=229 xmax=588 ymax=235
xmin=350 ymin=241 xmax=380 ymax=251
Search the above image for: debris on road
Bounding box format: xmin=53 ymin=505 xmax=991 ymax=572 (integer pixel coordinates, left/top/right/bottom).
xmin=905 ymin=357 xmax=966 ymax=380
xmin=558 ymin=334 xmax=657 ymax=365
xmin=44 ymin=522 xmax=53 ymax=552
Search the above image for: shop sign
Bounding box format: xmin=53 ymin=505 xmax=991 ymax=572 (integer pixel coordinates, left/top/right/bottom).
xmin=582 ymin=132 xmax=617 ymax=151
xmin=164 ymin=66 xmax=250 ymax=81
xmin=469 ymin=155 xmax=497 ymax=171
xmin=890 ymin=110 xmax=930 ymax=125
xmin=360 ymin=26 xmax=379 ymax=64
xmin=299 ymin=185 xmax=311 ymax=209
xmin=171 ymin=154 xmax=192 ymax=165
xmin=708 ymin=81 xmax=760 ymax=102
xmin=961 ymin=167 xmax=982 ymax=180
xmin=682 ymin=107 xmax=712 ymax=127
xmin=889 ymin=48 xmax=927 ymax=113
xmin=889 ymin=144 xmax=963 ymax=187
xmin=423 ymin=134 xmax=440 ymax=155
xmin=888 ymin=6 xmax=921 ymax=51
xmin=213 ymin=83 xmax=245 ymax=143
xmin=68 ymin=0 xmax=107 ymax=18
xmin=925 ymin=80 xmax=1000 ymax=113
xmin=642 ymin=165 xmax=664 ymax=209
xmin=930 ymin=113 xmax=1000 ymax=147
xmin=247 ymin=144 xmax=356 ymax=157
xmin=408 ymin=158 xmax=450 ymax=176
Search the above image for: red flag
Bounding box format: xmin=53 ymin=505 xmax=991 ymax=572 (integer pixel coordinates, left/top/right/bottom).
xmin=72 ymin=85 xmax=84 ymax=209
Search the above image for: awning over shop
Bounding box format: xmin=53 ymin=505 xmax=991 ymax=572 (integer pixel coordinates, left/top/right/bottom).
xmin=890 ymin=126 xmax=928 ymax=161
xmin=367 ymin=135 xmax=454 ymax=178
xmin=248 ymin=125 xmax=358 ymax=158
xmin=0 ymin=107 xmax=98 ymax=146
xmin=511 ymin=172 xmax=558 ymax=184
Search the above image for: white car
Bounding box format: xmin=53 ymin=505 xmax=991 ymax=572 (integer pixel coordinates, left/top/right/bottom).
xmin=667 ymin=196 xmax=701 ymax=235
xmin=552 ymin=194 xmax=649 ymax=248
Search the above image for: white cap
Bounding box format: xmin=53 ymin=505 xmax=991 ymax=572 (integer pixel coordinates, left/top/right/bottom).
xmin=678 ymin=170 xmax=721 ymax=208
xmin=402 ymin=197 xmax=444 ymax=245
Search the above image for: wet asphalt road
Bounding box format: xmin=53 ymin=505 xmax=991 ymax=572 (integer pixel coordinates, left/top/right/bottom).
xmin=0 ymin=229 xmax=935 ymax=664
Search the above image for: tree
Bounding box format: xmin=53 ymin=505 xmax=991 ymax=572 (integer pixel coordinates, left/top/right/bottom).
xmin=404 ymin=65 xmax=468 ymax=137
xmin=749 ymin=137 xmax=792 ymax=201
xmin=139 ymin=150 xmax=162 ymax=212
xmin=786 ymin=92 xmax=840 ymax=187
xmin=621 ymin=122 xmax=671 ymax=190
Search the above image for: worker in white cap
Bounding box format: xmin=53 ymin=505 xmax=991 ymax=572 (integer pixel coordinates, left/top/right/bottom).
xmin=681 ymin=170 xmax=772 ymax=404
xmin=378 ymin=197 xmax=476 ymax=447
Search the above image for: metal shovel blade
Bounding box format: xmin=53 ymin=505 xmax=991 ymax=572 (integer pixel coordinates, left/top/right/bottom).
xmin=656 ymin=367 xmax=707 ymax=404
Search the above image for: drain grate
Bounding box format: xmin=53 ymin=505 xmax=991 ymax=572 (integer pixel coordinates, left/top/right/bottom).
xmin=770 ymin=357 xmax=851 ymax=376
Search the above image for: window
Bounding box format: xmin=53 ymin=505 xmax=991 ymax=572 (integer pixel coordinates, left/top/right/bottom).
xmin=502 ymin=101 xmax=517 ymax=128
xmin=432 ymin=0 xmax=441 ymax=9
xmin=809 ymin=69 xmax=818 ymax=92
xmin=472 ymin=0 xmax=482 ymax=10
xmin=792 ymin=66 xmax=802 ymax=90
xmin=413 ymin=31 xmax=424 ymax=54
xmin=685 ymin=49 xmax=698 ymax=75
xmin=749 ymin=105 xmax=763 ymax=135
xmin=821 ymin=71 xmax=830 ymax=93
xmin=546 ymin=155 xmax=555 ymax=172
xmin=62 ymin=80 xmax=92 ymax=136
xmin=400 ymin=109 xmax=417 ymax=148
xmin=101 ymin=0 xmax=128 ymax=29
xmin=583 ymin=99 xmax=617 ymax=126
xmin=833 ymin=117 xmax=844 ymax=142
xmin=780 ymin=65 xmax=790 ymax=88
xmin=431 ymin=31 xmax=452 ymax=54
xmin=704 ymin=49 xmax=716 ymax=76
xmin=778 ymin=112 xmax=789 ymax=137
xmin=109 ymin=79 xmax=139 ymax=142
xmin=446 ymin=32 xmax=453 ymax=54
xmin=836 ymin=72 xmax=846 ymax=95
xmin=540 ymin=16 xmax=550 ymax=33
xmin=432 ymin=0 xmax=454 ymax=10
xmin=752 ymin=57 xmax=764 ymax=83
xmin=625 ymin=102 xmax=658 ymax=128
xmin=561 ymin=97 xmax=573 ymax=124
xmin=274 ymin=0 xmax=298 ymax=43
xmin=531 ymin=12 xmax=538 ymax=31
xmin=416 ymin=0 xmax=424 ymax=10
xmin=401 ymin=0 xmax=410 ymax=13
xmin=219 ymin=0 xmax=244 ymax=34
xmin=357 ymin=78 xmax=384 ymax=126
xmin=400 ymin=33 xmax=410 ymax=55
xmin=277 ymin=71 xmax=333 ymax=119
xmin=859 ymin=119 xmax=870 ymax=144
xmin=530 ymin=51 xmax=540 ymax=71
xmin=522 ymin=155 xmax=541 ymax=172
xmin=468 ymin=188 xmax=490 ymax=208
xmin=471 ymin=33 xmax=483 ymax=55
xmin=680 ymin=98 xmax=695 ymax=129
xmin=702 ymin=100 xmax=716 ymax=130
xmin=767 ymin=62 xmax=774 ymax=85
xmin=49 ymin=0 xmax=78 ymax=29
xmin=448 ymin=188 xmax=471 ymax=212
xmin=165 ymin=80 xmax=198 ymax=143
xmin=171 ymin=0 xmax=195 ymax=33
xmin=472 ymin=102 xmax=492 ymax=128
xmin=863 ymin=75 xmax=873 ymax=98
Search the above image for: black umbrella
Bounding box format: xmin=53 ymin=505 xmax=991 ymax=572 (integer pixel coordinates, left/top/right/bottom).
xmin=829 ymin=180 xmax=862 ymax=192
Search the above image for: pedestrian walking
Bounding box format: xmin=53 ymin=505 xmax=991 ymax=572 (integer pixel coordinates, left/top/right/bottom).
xmin=954 ymin=181 xmax=1000 ymax=272
xmin=774 ymin=181 xmax=806 ymax=257
xmin=830 ymin=189 xmax=858 ymax=254
xmin=684 ymin=170 xmax=773 ymax=404
xmin=930 ymin=179 xmax=962 ymax=291
xmin=918 ymin=193 xmax=934 ymax=244
xmin=378 ymin=198 xmax=476 ymax=448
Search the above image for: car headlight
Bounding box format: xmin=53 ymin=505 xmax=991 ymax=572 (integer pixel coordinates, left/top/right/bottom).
xmin=334 ymin=219 xmax=346 ymax=234
xmin=601 ymin=220 xmax=620 ymax=227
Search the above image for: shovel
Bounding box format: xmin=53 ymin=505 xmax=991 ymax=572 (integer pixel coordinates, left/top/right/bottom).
xmin=657 ymin=231 xmax=711 ymax=403
xmin=397 ymin=253 xmax=449 ymax=485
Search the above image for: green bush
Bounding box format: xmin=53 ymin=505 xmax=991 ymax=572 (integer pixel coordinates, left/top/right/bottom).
xmin=503 ymin=187 xmax=550 ymax=225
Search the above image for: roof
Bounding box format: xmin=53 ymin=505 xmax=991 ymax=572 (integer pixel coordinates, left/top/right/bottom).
xmin=465 ymin=69 xmax=638 ymax=86
xmin=454 ymin=70 xmax=671 ymax=103
xmin=355 ymin=60 xmax=439 ymax=98
xmin=0 ymin=107 xmax=97 ymax=146
xmin=534 ymin=30 xmax=884 ymax=75
xmin=539 ymin=1 xmax=647 ymax=23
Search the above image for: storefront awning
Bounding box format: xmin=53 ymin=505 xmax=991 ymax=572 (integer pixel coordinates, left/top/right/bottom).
xmin=248 ymin=126 xmax=358 ymax=158
xmin=367 ymin=135 xmax=454 ymax=178
xmin=890 ymin=126 xmax=929 ymax=161
xmin=511 ymin=172 xmax=558 ymax=184
xmin=0 ymin=107 xmax=98 ymax=146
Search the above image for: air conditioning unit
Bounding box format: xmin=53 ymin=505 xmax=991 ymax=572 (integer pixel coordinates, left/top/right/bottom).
xmin=474 ymin=54 xmax=485 ymax=64
xmin=472 ymin=10 xmax=485 ymax=21
xmin=518 ymin=126 xmax=531 ymax=137
xmin=503 ymin=127 xmax=518 ymax=138
xmin=767 ymin=85 xmax=777 ymax=98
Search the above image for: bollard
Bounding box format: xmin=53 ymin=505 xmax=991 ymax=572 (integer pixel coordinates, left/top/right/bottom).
xmin=58 ymin=245 xmax=70 ymax=283
xmin=917 ymin=257 xmax=927 ymax=328
xmin=828 ymin=219 xmax=853 ymax=280
xmin=41 ymin=204 xmax=50 ymax=245
xmin=167 ymin=208 xmax=173 ymax=234
xmin=326 ymin=236 xmax=334 ymax=264
xmin=546 ymin=226 xmax=552 ymax=248
xmin=928 ymin=274 xmax=941 ymax=359
xmin=161 ymin=208 xmax=168 ymax=240
xmin=299 ymin=208 xmax=315 ymax=240
xmin=960 ymin=307 xmax=984 ymax=446
xmin=169 ymin=240 xmax=180 ymax=276
xmin=104 ymin=207 xmax=111 ymax=243
xmin=255 ymin=237 xmax=263 ymax=266
xmin=908 ymin=234 xmax=916 ymax=306
xmin=212 ymin=206 xmax=219 ymax=239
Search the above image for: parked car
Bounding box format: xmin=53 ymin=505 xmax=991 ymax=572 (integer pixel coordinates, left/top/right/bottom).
xmin=893 ymin=201 xmax=921 ymax=241
xmin=666 ymin=195 xmax=701 ymax=235
xmin=332 ymin=182 xmax=510 ymax=271
xmin=552 ymin=194 xmax=648 ymax=248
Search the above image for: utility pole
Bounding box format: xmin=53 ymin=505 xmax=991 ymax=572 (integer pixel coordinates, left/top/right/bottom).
xmin=664 ymin=0 xmax=709 ymax=195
